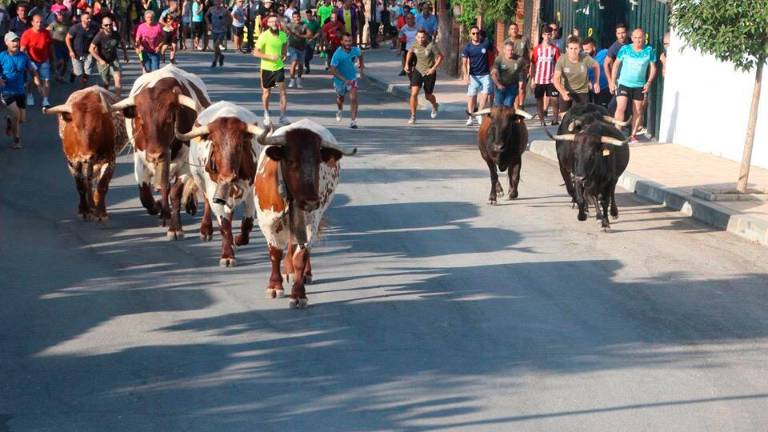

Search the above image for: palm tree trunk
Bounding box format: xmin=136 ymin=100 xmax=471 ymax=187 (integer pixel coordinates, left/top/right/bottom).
xmin=737 ymin=59 xmax=764 ymax=193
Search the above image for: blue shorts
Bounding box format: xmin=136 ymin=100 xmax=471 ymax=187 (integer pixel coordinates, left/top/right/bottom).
xmin=333 ymin=78 xmax=357 ymax=97
xmin=494 ymin=85 xmax=518 ymax=107
xmin=467 ymin=74 xmax=491 ymax=96
xmin=32 ymin=61 xmax=51 ymax=81
xmin=287 ymin=46 xmax=305 ymax=64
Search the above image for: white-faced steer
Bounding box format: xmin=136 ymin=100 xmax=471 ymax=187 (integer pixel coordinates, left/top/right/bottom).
xmin=111 ymin=65 xmax=210 ymax=240
xmin=177 ymin=101 xmax=266 ymax=267
xmin=254 ymin=119 xmax=357 ymax=309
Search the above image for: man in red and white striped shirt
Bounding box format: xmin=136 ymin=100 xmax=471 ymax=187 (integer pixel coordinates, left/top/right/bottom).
xmin=529 ymin=27 xmax=561 ymax=126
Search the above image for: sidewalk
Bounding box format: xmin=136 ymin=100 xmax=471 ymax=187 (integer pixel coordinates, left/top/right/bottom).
xmin=363 ymin=47 xmax=768 ymax=246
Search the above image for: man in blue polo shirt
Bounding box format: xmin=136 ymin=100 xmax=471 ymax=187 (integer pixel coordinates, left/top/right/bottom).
xmin=0 ymin=32 xmax=39 ymax=149
xmin=462 ymin=24 xmax=492 ymax=126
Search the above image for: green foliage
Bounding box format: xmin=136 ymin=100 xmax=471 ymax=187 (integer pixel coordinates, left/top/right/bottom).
xmin=671 ymin=0 xmax=768 ymax=72
xmin=449 ymin=0 xmax=514 ymax=30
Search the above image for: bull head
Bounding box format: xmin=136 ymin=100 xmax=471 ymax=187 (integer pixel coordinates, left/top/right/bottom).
xmin=44 ymin=91 xmax=112 ymax=122
xmin=473 ymin=107 xmax=533 ymax=120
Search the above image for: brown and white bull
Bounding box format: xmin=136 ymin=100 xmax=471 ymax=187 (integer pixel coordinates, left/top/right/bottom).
xmin=176 ymin=101 xmax=266 ymax=267
xmin=110 ymin=65 xmax=210 ymax=240
xmin=44 ymin=86 xmax=129 ymax=221
xmin=255 ymin=119 xmax=356 ymax=309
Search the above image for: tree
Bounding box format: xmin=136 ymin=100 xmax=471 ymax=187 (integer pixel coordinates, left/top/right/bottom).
xmin=671 ymin=1 xmax=768 ymax=193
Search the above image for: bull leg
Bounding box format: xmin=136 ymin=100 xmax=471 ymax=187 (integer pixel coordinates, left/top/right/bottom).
xmin=507 ymin=159 xmax=522 ymax=200
xmin=91 ymin=162 xmax=114 ymax=222
xmin=266 ymin=246 xmax=285 ymax=298
xmin=235 ymin=192 xmax=255 ymax=246
xmin=304 ymin=254 xmax=313 ymax=284
xmin=575 ymin=183 xmax=588 ymax=221
xmin=218 ymin=215 xmax=236 ymax=267
xmin=73 ymin=173 xmax=91 ymax=221
xmin=610 ymin=188 xmax=619 ymax=219
xmin=138 ymin=183 xmax=161 ymax=215
xmin=289 ymin=245 xmax=310 ymax=309
xmin=592 ymin=194 xmax=604 ymax=222
xmin=485 ymin=158 xmax=499 ymax=205
xmin=158 ymin=181 xmax=171 ymax=228
xmin=200 ymin=200 xmax=214 ymax=241
xmin=283 ymin=242 xmax=295 ymax=283
xmin=600 ymin=192 xmax=611 ymax=230
xmin=559 ymin=163 xmax=575 ymax=202
xmin=166 ymin=178 xmax=185 ymax=240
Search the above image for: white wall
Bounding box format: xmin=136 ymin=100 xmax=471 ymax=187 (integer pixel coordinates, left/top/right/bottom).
xmin=659 ymin=32 xmax=768 ymax=169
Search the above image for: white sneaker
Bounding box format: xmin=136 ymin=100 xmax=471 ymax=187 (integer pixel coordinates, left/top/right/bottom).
xmin=288 ymin=79 xmax=295 ymax=88
xmin=26 ymin=93 xmax=34 ymax=106
xmin=465 ymin=116 xmax=473 ymax=127
xmin=263 ymin=113 xmax=271 ymax=126
xmin=408 ymin=116 xmax=416 ymax=125
xmin=296 ymin=78 xmax=303 ymax=89
xmin=279 ymin=115 xmax=290 ymax=125
xmin=350 ymin=120 xmax=358 ymax=129
xmin=431 ymin=103 xmax=439 ymax=119
xmin=335 ymin=110 xmax=342 ymax=122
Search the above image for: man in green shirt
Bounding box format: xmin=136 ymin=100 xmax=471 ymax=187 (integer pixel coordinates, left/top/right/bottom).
xmin=317 ymin=0 xmax=333 ymax=25
xmin=404 ymin=29 xmax=442 ymax=124
xmin=552 ymin=35 xmax=600 ymax=117
xmin=254 ymin=13 xmax=289 ymax=125
xmin=503 ymin=23 xmax=530 ymax=108
xmin=302 ymin=9 xmax=321 ymax=74
xmin=491 ymin=41 xmax=526 ymax=108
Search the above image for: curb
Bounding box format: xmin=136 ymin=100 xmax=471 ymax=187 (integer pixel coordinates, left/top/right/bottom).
xmin=365 ymin=72 xmax=468 ymax=113
xmin=528 ymin=140 xmax=768 ymax=247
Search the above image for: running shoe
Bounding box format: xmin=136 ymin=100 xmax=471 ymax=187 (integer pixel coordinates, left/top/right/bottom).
xmin=26 ymin=93 xmax=34 ymax=107
xmin=629 ymin=135 xmax=639 ymax=144
xmin=350 ymin=120 xmax=358 ymax=129
xmin=465 ymin=116 xmax=473 ymax=127
xmin=288 ymin=79 xmax=295 ymax=88
xmin=335 ymin=110 xmax=342 ymax=122
xmin=296 ymin=78 xmax=303 ymax=89
xmin=431 ymin=103 xmax=439 ymax=119
xmin=408 ymin=116 xmax=416 ymax=125
xmin=279 ymin=115 xmax=290 ymax=125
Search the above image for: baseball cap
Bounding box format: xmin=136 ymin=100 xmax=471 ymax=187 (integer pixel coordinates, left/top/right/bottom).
xmin=4 ymin=32 xmax=20 ymax=43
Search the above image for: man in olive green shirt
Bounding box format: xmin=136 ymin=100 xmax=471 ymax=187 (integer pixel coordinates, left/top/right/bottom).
xmin=254 ymin=13 xmax=289 ymax=125
xmin=552 ymin=35 xmax=600 ymax=117
xmin=491 ymin=41 xmax=526 ymax=107
xmin=503 ymin=23 xmax=530 ymax=108
xmin=404 ymin=29 xmax=443 ymax=124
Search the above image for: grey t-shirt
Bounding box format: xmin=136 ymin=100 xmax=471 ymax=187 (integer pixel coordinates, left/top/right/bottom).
xmin=208 ymin=7 xmax=229 ymax=34
xmin=286 ymin=21 xmax=308 ymax=50
xmin=411 ymin=42 xmax=440 ymax=75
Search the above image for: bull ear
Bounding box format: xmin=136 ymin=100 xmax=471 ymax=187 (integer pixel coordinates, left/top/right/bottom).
xmin=122 ymin=106 xmax=137 ymax=119
xmin=265 ymin=146 xmax=286 ymax=161
xmin=321 ymin=147 xmax=343 ymax=162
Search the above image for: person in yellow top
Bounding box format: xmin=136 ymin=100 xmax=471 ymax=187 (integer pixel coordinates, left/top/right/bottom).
xmin=254 ymin=13 xmax=289 ymax=126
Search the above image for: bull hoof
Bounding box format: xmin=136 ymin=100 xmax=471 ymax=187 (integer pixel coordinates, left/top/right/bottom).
xmin=611 ymin=209 xmax=619 ymax=219
xmin=304 ymin=274 xmax=313 ymax=285
xmin=234 ymin=235 xmax=249 ymax=246
xmin=507 ymin=191 xmax=518 ymax=200
xmin=219 ymin=257 xmax=237 ymax=267
xmin=79 ymin=212 xmax=92 ymax=221
xmin=185 ymin=199 xmax=197 ymax=216
xmin=488 ymin=199 xmax=497 ymax=206
xmin=265 ymin=288 xmax=285 ymax=299
xmin=200 ymin=233 xmax=213 ymax=242
xmin=166 ymin=230 xmax=185 ymax=241
xmin=577 ymin=212 xmax=588 ymax=221
xmin=289 ymin=297 xmax=308 ymax=309
xmin=147 ymin=201 xmax=162 ymax=216
xmin=93 ymin=214 xmax=110 ymax=223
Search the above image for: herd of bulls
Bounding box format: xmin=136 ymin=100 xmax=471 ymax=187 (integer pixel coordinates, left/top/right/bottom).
xmin=44 ymin=64 xmax=356 ymax=309
xmin=476 ymin=103 xmax=630 ymax=230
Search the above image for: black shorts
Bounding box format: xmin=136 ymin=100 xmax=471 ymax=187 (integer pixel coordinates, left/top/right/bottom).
xmin=234 ymin=26 xmax=244 ymax=38
xmin=618 ymin=84 xmax=645 ymax=101
xmin=558 ymin=92 xmax=588 ymax=112
xmin=410 ymin=70 xmax=436 ymax=94
xmin=261 ymin=69 xmax=285 ymax=89
xmin=191 ymin=22 xmax=204 ymax=38
xmin=2 ymin=93 xmax=26 ymax=109
xmin=590 ymin=89 xmax=612 ymax=107
xmin=534 ymin=83 xmax=559 ymax=99
xmin=162 ymin=30 xmax=175 ymax=45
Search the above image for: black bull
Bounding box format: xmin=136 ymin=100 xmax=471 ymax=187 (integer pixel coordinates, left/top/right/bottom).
xmin=477 ymin=107 xmax=531 ymax=205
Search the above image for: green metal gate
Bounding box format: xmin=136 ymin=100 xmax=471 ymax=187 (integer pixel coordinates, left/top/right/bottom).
xmin=539 ymin=0 xmax=670 ymax=138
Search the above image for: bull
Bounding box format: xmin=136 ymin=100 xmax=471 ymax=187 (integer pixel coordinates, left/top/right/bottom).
xmin=475 ymin=107 xmax=532 ymax=204
xmin=176 ymin=101 xmax=266 ymax=267
xmin=110 ymin=65 xmax=210 ymax=240
xmin=254 ymin=119 xmax=356 ymax=309
xmin=43 ymin=87 xmax=129 ymax=221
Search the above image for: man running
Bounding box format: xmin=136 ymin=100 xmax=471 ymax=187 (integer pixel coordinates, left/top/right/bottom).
xmin=0 ymin=32 xmax=39 ymax=149
xmin=504 ymin=22 xmax=529 ymax=109
xmin=581 ymin=37 xmax=610 ymax=107
xmin=254 ymin=13 xmax=289 ymax=125
xmin=329 ymin=32 xmax=363 ymax=129
xmin=529 ymin=26 xmax=560 ymax=126
xmin=159 ymin=0 xmax=180 ymax=64
xmin=610 ymin=27 xmax=656 ymax=143
xmin=552 ymin=35 xmax=599 ymax=117
xmin=285 ymin=10 xmax=311 ymax=88
xmin=206 ymin=0 xmax=229 ymax=67
xmin=19 ymin=14 xmax=52 ymax=108
xmin=66 ymin=11 xmax=98 ymax=88
xmin=89 ymin=15 xmax=128 ymax=96
xmin=404 ymin=28 xmax=441 ymax=124
xmin=491 ymin=40 xmax=525 ymax=108
xmin=603 ymin=23 xmax=630 ymax=91
xmin=135 ymin=10 xmax=163 ymax=73
xmin=397 ymin=12 xmax=417 ymax=76
xmin=321 ymin=12 xmax=343 ymax=69
xmin=462 ymin=24 xmax=492 ymax=126
xmin=303 ymin=10 xmax=321 ymax=74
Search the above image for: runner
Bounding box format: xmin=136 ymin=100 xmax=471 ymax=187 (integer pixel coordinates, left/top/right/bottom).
xmin=504 ymin=22 xmax=529 ymax=109
xmin=159 ymin=0 xmax=180 ymax=64
xmin=397 ymin=12 xmax=417 ymax=76
xmin=135 ymin=10 xmax=163 ymax=73
xmin=529 ymin=26 xmax=560 ymax=126
xmin=49 ymin=10 xmax=70 ymax=83
xmin=491 ymin=40 xmax=526 ymax=108
xmin=19 ymin=14 xmax=52 ymax=108
xmin=462 ymin=24 xmax=492 ymax=126
xmin=253 ymin=13 xmax=289 ymax=125
xmin=303 ymin=9 xmax=321 ymax=74
xmin=0 ymin=32 xmax=39 ymax=149
xmin=205 ymin=0 xmax=229 ymax=67
xmin=190 ymin=0 xmax=204 ymax=50
xmin=404 ymin=28 xmax=441 ymax=124
xmin=329 ymin=32 xmax=363 ymax=129
xmin=231 ymin=0 xmax=246 ymax=52
xmin=321 ymin=12 xmax=343 ymax=70
xmin=603 ymin=23 xmax=630 ymax=90
xmin=89 ymin=15 xmax=128 ymax=96
xmin=65 ymin=11 xmax=98 ymax=87
xmin=414 ymin=2 xmax=436 ymax=40
xmin=285 ymin=10 xmax=311 ymax=88
xmin=552 ymin=36 xmax=599 ymax=117
xmin=610 ymin=27 xmax=657 ymax=143
xmin=581 ymin=36 xmax=610 ymax=107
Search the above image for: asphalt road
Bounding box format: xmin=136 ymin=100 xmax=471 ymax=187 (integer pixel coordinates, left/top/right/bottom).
xmin=1 ymin=50 xmax=767 ymax=432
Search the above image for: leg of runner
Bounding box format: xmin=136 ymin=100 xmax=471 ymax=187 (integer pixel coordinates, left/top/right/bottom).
xmin=631 ymin=98 xmax=644 ymax=139
xmin=349 ymin=86 xmax=358 ymax=128
xmin=278 ymin=81 xmax=288 ymax=124
xmin=408 ymin=84 xmax=418 ymax=124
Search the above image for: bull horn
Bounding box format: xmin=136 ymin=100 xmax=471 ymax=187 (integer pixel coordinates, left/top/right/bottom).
xmin=43 ymin=104 xmax=72 ymax=115
xmin=177 ymin=94 xmax=201 ymax=112
xmin=264 ymin=135 xmax=287 ymax=146
xmin=321 ymin=139 xmax=358 ymax=156
xmin=544 ymin=128 xmax=576 ymax=142
xmin=515 ymin=109 xmax=533 ymax=120
xmin=600 ymin=136 xmax=628 ymax=146
xmin=603 ymin=116 xmax=630 ymax=127
xmin=98 ymin=91 xmax=111 ymax=113
xmin=110 ymin=96 xmax=135 ymax=111
xmin=175 ymin=125 xmax=210 ymax=141
xmin=473 ymin=108 xmax=492 ymax=116
xmin=246 ymin=124 xmax=265 ymax=137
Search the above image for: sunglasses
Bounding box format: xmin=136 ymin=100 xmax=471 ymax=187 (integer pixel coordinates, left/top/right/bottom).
xmin=102 ymin=24 xmax=112 ymax=27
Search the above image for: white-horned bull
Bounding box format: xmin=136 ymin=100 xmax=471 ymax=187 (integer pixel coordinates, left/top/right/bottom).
xmin=475 ymin=107 xmax=532 ymax=204
xmin=44 ymin=86 xmax=129 ymax=221
xmin=111 ymin=65 xmax=210 ymax=240
xmin=177 ymin=101 xmax=266 ymax=267
xmin=254 ymin=119 xmax=357 ymax=309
